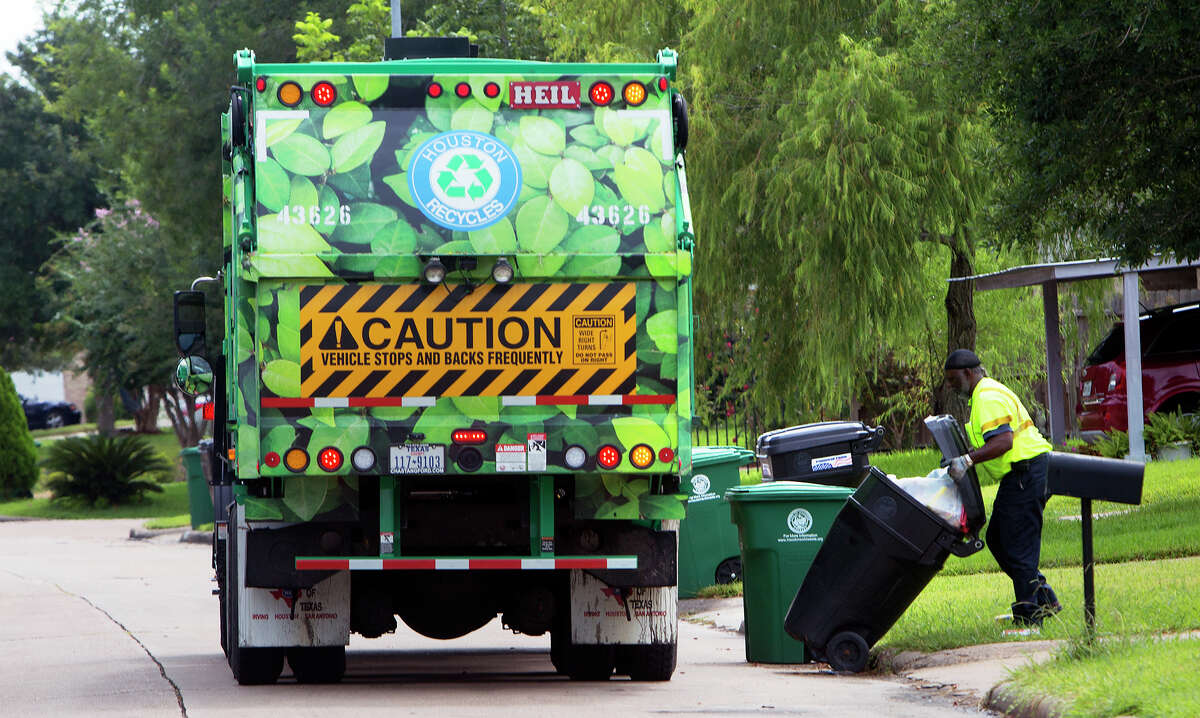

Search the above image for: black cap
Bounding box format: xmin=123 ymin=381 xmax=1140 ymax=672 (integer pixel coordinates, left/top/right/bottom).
xmin=944 ymin=349 xmax=981 ymax=370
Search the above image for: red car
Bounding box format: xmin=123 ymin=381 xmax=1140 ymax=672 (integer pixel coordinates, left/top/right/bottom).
xmin=1077 ymin=302 xmax=1200 ymax=440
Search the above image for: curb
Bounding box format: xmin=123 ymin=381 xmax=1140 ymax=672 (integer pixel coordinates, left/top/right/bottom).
xmin=180 ymin=529 xmax=211 ymax=544
xmin=129 ymin=526 xmax=185 ymax=540
xmin=985 ymin=681 xmax=1066 ymax=718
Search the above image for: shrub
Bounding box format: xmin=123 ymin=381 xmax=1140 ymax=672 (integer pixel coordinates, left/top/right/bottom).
xmin=0 ymin=367 xmax=38 ymax=499
xmin=1092 ymin=430 xmax=1129 ymax=459
xmin=42 ymin=434 xmax=170 ymax=506
xmin=1143 ymin=410 xmax=1195 ymax=454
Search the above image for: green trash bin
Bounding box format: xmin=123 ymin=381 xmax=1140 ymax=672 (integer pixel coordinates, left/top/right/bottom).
xmin=726 ymin=482 xmax=853 ymax=663
xmin=180 ymin=446 xmax=213 ymax=529
xmin=679 ymin=446 xmax=756 ymax=598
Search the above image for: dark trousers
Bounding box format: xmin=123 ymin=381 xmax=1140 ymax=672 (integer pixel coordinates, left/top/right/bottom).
xmin=986 ymin=452 xmax=1055 ymax=615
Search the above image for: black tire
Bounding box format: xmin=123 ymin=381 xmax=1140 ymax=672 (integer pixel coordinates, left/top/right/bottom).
xmin=825 ymin=631 xmax=870 ymax=673
xmin=714 ymin=557 xmax=742 ymax=585
xmin=671 ymin=91 xmax=689 ymax=152
xmin=551 ymin=627 xmax=614 ymax=680
xmin=215 ymin=538 xmax=228 ymax=658
xmin=621 ymin=642 xmax=677 ymax=681
xmin=287 ymin=646 xmax=346 ymax=684
xmin=226 ymin=513 xmax=285 ymax=685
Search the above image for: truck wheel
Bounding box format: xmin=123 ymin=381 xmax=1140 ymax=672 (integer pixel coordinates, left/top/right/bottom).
xmin=825 ymin=630 xmax=870 ymax=673
xmin=620 ymin=642 xmax=677 ymax=681
xmin=226 ymin=517 xmax=285 ymax=685
xmin=551 ymin=628 xmax=614 ymax=680
xmin=287 ymin=646 xmax=346 ymax=684
xmin=215 ymin=538 xmax=228 ymax=658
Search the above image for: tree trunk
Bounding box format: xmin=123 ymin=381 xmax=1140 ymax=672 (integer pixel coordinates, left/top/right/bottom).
xmin=133 ymin=385 xmax=162 ymax=433
xmin=95 ymin=393 xmax=115 ymax=436
xmin=936 ymin=235 xmax=977 ymax=422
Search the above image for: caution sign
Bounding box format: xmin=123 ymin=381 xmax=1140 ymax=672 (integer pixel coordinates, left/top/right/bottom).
xmin=298 ymin=282 xmax=637 ymax=398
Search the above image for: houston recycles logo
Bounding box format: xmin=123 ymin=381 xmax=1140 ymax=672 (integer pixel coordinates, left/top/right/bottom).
xmin=408 ymin=130 xmax=522 ymax=231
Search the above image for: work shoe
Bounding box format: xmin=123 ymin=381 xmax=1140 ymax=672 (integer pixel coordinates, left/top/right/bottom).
xmin=1010 ymin=601 xmax=1043 ymax=628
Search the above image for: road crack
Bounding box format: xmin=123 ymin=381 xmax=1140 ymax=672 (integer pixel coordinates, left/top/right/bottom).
xmin=57 ymin=584 xmax=188 ymax=717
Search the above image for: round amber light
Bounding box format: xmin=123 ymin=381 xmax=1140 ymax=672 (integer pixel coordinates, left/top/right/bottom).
xmin=629 ymin=444 xmax=655 ymax=469
xmin=277 ymin=81 xmax=302 ymax=107
xmin=284 ymin=448 xmax=309 ymax=472
xmin=623 ymin=81 xmax=647 ymax=106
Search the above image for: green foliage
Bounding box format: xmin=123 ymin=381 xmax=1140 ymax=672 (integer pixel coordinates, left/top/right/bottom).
xmin=0 ymin=367 xmax=39 ymax=499
xmin=1144 ymin=410 xmax=1199 ymax=455
xmin=0 ymin=75 xmax=103 ymax=369
xmin=537 ymin=0 xmax=690 ymax=62
xmin=945 ymin=0 xmax=1200 ymax=262
xmin=682 ymin=0 xmax=995 ymax=426
xmin=42 ymin=433 xmax=171 ymax=506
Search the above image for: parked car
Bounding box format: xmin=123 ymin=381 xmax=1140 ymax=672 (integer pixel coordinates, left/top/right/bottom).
xmin=1077 ymin=302 xmax=1200 ymax=440
xmin=20 ymin=395 xmax=83 ymax=431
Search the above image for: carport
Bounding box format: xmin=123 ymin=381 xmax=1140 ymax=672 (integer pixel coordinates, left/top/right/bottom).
xmin=952 ymin=257 xmax=1200 ymax=462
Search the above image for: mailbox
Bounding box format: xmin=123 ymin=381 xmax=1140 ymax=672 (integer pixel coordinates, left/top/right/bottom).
xmin=1046 ymin=452 xmax=1144 ymax=505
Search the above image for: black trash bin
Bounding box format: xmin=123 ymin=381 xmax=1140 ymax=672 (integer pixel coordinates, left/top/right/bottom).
xmin=756 ymin=421 xmax=885 ymax=488
xmin=782 ymin=415 xmax=986 ymax=672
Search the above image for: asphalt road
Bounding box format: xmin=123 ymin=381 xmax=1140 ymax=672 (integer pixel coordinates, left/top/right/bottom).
xmin=0 ymin=519 xmax=990 ymax=717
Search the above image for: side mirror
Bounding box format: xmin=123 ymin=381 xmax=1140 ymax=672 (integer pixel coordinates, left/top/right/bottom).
xmin=174 ymin=290 xmax=207 ymax=357
xmin=175 ymin=356 xmax=213 ymax=396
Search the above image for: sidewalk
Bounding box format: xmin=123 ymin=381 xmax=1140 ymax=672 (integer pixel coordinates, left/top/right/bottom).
xmin=680 ymin=597 xmax=1062 ymax=717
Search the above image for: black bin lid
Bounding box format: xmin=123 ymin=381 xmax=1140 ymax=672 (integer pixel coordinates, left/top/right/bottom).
xmin=922 ymin=414 xmax=986 ymax=533
xmin=756 ymin=420 xmax=884 ymax=455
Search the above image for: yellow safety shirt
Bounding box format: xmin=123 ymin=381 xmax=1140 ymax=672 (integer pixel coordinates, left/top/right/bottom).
xmin=966 ymin=377 xmax=1051 ymax=484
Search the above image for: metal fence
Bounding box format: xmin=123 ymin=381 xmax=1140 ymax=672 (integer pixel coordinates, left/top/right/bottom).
xmin=692 ymin=410 xmax=767 ymax=473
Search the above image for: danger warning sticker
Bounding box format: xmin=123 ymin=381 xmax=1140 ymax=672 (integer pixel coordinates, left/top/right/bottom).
xmin=296 ymin=283 xmax=637 ymax=399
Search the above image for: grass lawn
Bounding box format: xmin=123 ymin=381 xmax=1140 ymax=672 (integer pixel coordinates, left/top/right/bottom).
xmin=0 ymin=481 xmax=191 ymax=519
xmin=1004 ymin=636 xmax=1200 ymax=718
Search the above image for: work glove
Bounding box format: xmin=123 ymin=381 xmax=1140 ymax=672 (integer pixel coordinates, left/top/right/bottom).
xmin=947 ymin=454 xmax=973 ymax=480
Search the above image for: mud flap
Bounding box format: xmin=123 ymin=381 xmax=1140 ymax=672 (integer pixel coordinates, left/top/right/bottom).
xmin=569 ymin=570 xmax=677 ymax=645
xmin=236 ymin=512 xmax=350 ymax=648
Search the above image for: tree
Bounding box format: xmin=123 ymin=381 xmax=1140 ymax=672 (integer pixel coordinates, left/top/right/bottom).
xmin=949 ymin=0 xmax=1200 ymax=263
xmin=681 ymin=1 xmax=995 ymax=424
xmin=46 ymin=201 xmax=207 ymax=446
xmin=295 ymin=0 xmax=550 ymax=61
xmin=536 ymin=0 xmax=689 ymax=62
xmin=0 ymin=366 xmax=38 ymax=499
xmin=0 ymin=74 xmax=103 ymax=369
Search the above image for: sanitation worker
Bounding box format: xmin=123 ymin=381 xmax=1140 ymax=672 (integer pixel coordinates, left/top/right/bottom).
xmin=943 ymin=349 xmax=1061 ymax=627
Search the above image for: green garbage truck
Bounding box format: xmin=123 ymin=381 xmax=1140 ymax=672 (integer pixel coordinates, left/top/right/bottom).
xmin=171 ymin=34 xmax=696 ymax=685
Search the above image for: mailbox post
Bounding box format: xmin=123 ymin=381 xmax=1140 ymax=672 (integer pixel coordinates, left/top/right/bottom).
xmin=1046 ymin=452 xmax=1145 ymax=638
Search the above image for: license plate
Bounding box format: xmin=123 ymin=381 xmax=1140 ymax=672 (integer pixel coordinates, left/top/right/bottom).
xmin=1083 ymin=380 xmax=1093 ymax=396
xmin=390 ymin=444 xmax=445 ymax=474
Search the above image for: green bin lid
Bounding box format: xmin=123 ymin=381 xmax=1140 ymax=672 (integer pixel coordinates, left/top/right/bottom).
xmin=692 ymin=445 xmax=756 ymax=468
xmin=724 ymin=481 xmax=853 ymax=502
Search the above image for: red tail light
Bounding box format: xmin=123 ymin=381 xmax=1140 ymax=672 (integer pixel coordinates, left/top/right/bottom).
xmin=589 ymin=82 xmax=614 ymax=106
xmin=455 ymin=82 xmax=471 ymax=98
xmin=317 ymin=446 xmax=343 ymax=472
xmin=484 ymin=81 xmax=501 ymax=98
xmin=452 ymin=429 xmax=487 ymax=445
xmin=264 ymin=451 xmax=281 ymax=468
xmin=658 ymin=447 xmax=675 ymax=464
xmin=427 ymin=82 xmax=444 ymax=98
xmin=597 ymin=445 xmax=621 ymax=469
xmin=311 ymin=81 xmax=337 ymax=107
xmin=202 ymin=401 xmax=214 ymax=421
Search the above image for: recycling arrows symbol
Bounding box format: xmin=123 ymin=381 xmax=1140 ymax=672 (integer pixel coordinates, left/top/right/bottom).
xmin=437 ymin=153 xmax=493 ymax=200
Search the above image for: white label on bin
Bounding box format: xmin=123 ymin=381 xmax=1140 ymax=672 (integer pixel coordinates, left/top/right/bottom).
xmin=811 ymin=452 xmax=852 ymax=472
xmin=780 ymin=507 xmax=822 ymax=543
xmin=689 ymin=473 xmax=719 ymax=503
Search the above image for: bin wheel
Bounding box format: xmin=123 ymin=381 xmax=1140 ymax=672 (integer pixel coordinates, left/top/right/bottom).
xmin=714 ymin=557 xmax=742 ymax=585
xmin=826 ymin=631 xmax=870 ymax=673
